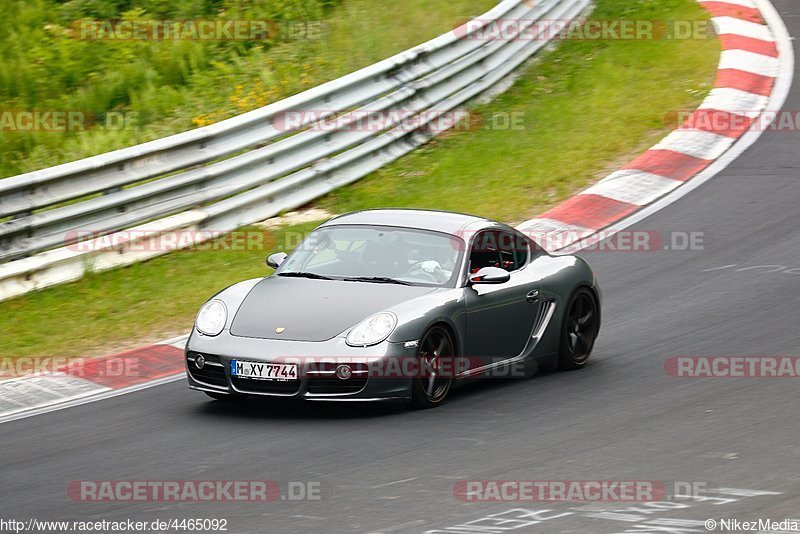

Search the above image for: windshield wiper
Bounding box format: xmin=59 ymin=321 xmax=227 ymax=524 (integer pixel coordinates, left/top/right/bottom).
xmin=277 ymin=271 xmax=334 ymax=280
xmin=341 ymin=276 xmax=413 ymax=286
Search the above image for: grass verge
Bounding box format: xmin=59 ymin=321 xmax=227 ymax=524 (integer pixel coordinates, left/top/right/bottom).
xmin=0 ymin=0 xmax=494 ymax=177
xmin=0 ymin=0 xmax=719 ymax=359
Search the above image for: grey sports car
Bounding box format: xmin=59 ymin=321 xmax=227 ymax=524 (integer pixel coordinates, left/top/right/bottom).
xmin=186 ymin=209 xmax=601 ymax=408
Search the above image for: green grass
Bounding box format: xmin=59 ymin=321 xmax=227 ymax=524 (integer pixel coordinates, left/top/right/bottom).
xmin=0 ymin=0 xmax=719 ymax=359
xmin=0 ymin=0 xmax=494 ymax=178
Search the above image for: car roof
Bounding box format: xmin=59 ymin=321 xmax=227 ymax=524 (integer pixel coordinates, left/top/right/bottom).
xmin=319 ymin=209 xmax=497 ymax=237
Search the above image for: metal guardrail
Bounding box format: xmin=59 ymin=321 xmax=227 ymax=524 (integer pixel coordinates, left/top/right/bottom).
xmin=0 ymin=0 xmax=589 ymax=299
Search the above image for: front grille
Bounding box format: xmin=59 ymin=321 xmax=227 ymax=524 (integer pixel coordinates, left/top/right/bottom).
xmin=307 ymin=377 xmax=368 ymax=394
xmin=306 ymin=361 xmax=369 ymax=395
xmin=187 ymin=352 xmax=228 ymax=388
xmin=230 ymin=377 xmax=301 ymax=395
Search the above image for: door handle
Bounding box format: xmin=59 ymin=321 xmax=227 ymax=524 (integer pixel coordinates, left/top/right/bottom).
xmin=526 ymin=289 xmax=540 ymax=303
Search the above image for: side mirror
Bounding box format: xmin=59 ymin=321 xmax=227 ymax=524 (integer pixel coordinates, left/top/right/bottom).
xmin=469 ymin=266 xmax=510 ymax=285
xmin=266 ymin=252 xmax=288 ymax=269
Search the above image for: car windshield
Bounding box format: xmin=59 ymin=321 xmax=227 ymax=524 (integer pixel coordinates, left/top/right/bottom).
xmin=277 ymin=225 xmax=465 ymax=287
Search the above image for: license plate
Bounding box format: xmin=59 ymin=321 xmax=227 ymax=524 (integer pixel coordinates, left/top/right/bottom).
xmin=230 ymin=360 xmax=298 ymax=381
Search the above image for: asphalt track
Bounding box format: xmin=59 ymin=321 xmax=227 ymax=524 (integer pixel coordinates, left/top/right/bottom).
xmin=1 ymin=3 xmax=799 ymax=532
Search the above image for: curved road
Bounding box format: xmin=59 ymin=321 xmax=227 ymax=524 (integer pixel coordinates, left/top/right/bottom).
xmin=2 ymin=3 xmax=799 ymax=532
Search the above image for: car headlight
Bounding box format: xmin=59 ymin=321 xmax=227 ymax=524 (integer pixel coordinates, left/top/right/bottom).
xmin=346 ymin=312 xmax=397 ymax=347
xmin=195 ymin=300 xmax=227 ymax=336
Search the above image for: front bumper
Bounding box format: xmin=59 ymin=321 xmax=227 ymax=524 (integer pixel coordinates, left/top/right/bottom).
xmin=185 ymin=330 xmax=416 ymax=402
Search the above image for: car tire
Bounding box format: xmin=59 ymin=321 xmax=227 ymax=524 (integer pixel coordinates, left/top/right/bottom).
xmin=410 ymin=326 xmax=455 ymax=409
xmin=558 ymin=287 xmax=599 ymax=371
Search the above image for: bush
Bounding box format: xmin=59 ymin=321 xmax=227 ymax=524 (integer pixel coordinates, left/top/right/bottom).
xmin=0 ymin=0 xmax=337 ymax=177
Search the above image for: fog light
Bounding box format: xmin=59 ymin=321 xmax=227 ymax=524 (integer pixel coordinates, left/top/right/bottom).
xmin=195 ymin=354 xmax=205 ymax=369
xmin=335 ymin=364 xmax=352 ymax=380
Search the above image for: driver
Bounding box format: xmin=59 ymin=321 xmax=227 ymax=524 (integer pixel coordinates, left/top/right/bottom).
xmin=415 ymin=249 xmax=453 ymax=284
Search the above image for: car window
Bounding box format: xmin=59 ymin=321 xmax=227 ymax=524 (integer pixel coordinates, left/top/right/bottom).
xmin=506 ymin=230 xmax=530 ymax=270
xmin=498 ymin=232 xmax=517 ymax=271
xmin=468 ymin=231 xmax=501 ymax=273
xmin=279 ymin=225 xmax=465 ymax=288
xmin=469 ymin=230 xmax=530 ymax=273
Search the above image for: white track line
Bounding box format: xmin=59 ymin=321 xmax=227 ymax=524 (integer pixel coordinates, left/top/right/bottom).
xmin=581 ymin=170 xmax=684 ymax=206
xmin=0 ymin=334 xmax=191 ymax=425
xmin=651 ymin=129 xmax=737 ymax=160
xmin=698 ymin=88 xmax=770 ymax=116
xmin=713 ymin=16 xmax=776 ymax=41
xmin=0 ymin=374 xmax=185 ymax=425
xmin=719 ymin=49 xmax=780 ymax=77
